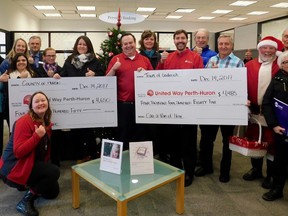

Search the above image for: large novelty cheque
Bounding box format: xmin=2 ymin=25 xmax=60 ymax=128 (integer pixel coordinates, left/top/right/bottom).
xmin=135 ymin=68 xmax=248 ymax=125
xmin=9 ymin=77 xmax=117 ymax=130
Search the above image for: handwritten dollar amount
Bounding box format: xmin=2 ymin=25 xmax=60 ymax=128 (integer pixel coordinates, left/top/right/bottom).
xmin=218 ymin=90 xmax=237 ymax=97
xmin=92 ymin=97 xmax=111 ymax=103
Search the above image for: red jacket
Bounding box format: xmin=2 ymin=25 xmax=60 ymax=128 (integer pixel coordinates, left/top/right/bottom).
xmin=0 ymin=113 xmax=52 ymax=186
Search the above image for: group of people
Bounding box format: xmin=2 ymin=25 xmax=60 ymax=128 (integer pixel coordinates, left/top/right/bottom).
xmin=0 ymin=27 xmax=288 ymax=216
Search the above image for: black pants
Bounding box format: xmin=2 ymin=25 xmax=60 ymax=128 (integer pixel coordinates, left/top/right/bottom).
xmin=154 ymin=124 xmax=171 ymax=161
xmin=272 ymin=135 xmax=288 ymax=191
xmin=117 ymin=102 xmax=148 ymax=150
xmin=27 ymin=161 xmax=60 ymax=199
xmin=71 ymin=128 xmax=98 ymax=160
xmin=199 ymin=125 xmax=235 ymax=176
xmin=50 ymin=129 xmax=64 ymax=166
xmin=250 ymin=157 xmax=274 ymax=177
xmin=160 ymin=124 xmax=197 ymax=177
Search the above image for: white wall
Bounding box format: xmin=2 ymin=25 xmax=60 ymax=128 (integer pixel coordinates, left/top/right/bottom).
xmin=39 ymin=19 xmax=240 ymax=33
xmin=40 ymin=19 xmax=237 ymax=51
xmin=234 ymin=23 xmax=258 ymax=50
xmin=261 ymin=18 xmax=288 ymax=40
xmin=0 ymin=0 xmax=40 ymax=31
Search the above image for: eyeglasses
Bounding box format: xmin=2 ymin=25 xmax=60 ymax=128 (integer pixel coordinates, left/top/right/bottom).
xmin=282 ymin=61 xmax=288 ymax=65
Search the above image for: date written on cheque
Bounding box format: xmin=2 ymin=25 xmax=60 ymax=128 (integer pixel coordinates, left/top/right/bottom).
xmin=198 ymin=75 xmax=233 ymax=82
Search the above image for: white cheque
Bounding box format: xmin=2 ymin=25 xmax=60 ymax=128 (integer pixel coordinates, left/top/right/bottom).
xmin=9 ymin=77 xmax=117 ymax=130
xmin=135 ymin=68 xmax=248 ymax=125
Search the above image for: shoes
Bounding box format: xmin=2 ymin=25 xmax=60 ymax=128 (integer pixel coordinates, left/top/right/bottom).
xmin=184 ymin=175 xmax=194 ymax=187
xmin=219 ymin=175 xmax=230 ymax=183
xmin=194 ymin=167 xmax=213 ymax=177
xmin=262 ymin=189 xmax=283 ymax=201
xmin=16 ymin=190 xmax=39 ymax=216
xmin=262 ymin=176 xmax=273 ymax=189
xmin=243 ymin=168 xmax=263 ymax=181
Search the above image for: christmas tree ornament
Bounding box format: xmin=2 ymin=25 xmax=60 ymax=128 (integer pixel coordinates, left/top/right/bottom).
xmin=108 ymin=31 xmax=113 ymax=37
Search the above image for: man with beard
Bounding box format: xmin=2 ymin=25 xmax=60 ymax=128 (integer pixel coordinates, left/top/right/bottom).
xmin=157 ymin=29 xmax=203 ymax=187
xmin=243 ymin=36 xmax=284 ymax=189
xmin=195 ymin=34 xmax=244 ymax=183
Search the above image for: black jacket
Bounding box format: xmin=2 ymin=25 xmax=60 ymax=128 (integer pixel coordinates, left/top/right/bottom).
xmin=262 ymin=69 xmax=288 ymax=128
xmin=139 ymin=50 xmax=161 ymax=69
xmin=60 ymin=57 xmax=104 ymax=77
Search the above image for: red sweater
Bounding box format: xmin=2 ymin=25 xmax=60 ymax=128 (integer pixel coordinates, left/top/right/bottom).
xmin=106 ymin=52 xmax=153 ymax=102
xmin=157 ymin=48 xmax=204 ymax=70
xmin=0 ymin=114 xmax=52 ymax=186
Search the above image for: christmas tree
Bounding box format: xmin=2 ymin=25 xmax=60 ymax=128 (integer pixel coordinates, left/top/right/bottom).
xmin=97 ymin=28 xmax=126 ymax=71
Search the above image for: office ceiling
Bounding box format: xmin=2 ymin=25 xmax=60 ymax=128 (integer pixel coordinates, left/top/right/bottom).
xmin=13 ymin=0 xmax=288 ymax=27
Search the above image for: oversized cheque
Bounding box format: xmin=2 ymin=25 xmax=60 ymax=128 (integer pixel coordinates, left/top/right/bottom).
xmin=8 ymin=77 xmax=117 ymax=130
xmin=135 ymin=68 xmax=248 ymax=125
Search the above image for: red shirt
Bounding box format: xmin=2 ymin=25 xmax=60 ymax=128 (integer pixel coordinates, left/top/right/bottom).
xmin=157 ymin=49 xmax=204 ymax=70
xmin=106 ymin=52 xmax=153 ymax=102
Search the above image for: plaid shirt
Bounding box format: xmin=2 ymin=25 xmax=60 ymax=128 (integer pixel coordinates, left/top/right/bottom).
xmin=206 ymin=52 xmax=244 ymax=68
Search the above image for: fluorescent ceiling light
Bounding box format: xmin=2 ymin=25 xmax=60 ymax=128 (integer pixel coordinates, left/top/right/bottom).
xmin=137 ymin=7 xmax=156 ymax=12
xmin=248 ymin=11 xmax=269 ymax=15
xmin=212 ymin=10 xmax=233 ymax=14
xmin=80 ymin=14 xmax=96 ymax=17
xmin=76 ymin=6 xmax=95 ymax=11
xmin=166 ymin=15 xmax=182 ymax=19
xmin=270 ymin=3 xmax=288 ymax=8
xmin=198 ymin=16 xmax=215 ymax=20
xmin=175 ymin=8 xmax=195 ymax=13
xmin=34 ymin=5 xmax=55 ymax=10
xmin=230 ymin=17 xmax=247 ymax=20
xmin=43 ymin=13 xmax=61 ymax=17
xmin=230 ymin=1 xmax=257 ymax=6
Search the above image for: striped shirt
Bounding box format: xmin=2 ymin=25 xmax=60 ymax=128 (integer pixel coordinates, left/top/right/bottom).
xmin=206 ymin=52 xmax=244 ymax=68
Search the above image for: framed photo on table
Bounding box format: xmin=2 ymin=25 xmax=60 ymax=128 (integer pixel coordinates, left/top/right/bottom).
xmin=100 ymin=139 xmax=123 ymax=174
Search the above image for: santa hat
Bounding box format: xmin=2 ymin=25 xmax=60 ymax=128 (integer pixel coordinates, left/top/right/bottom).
xmin=257 ymin=36 xmax=284 ymax=56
